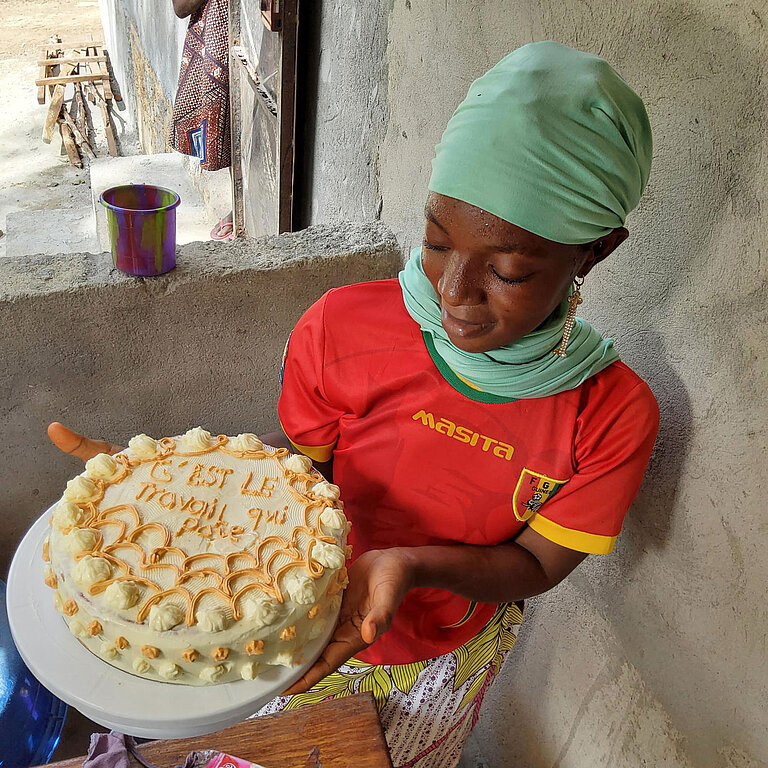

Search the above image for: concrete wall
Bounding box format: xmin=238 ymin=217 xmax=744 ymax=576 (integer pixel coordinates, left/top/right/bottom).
xmin=0 ymin=222 xmax=401 ymax=578
xmin=308 ymin=2 xmax=768 ymax=766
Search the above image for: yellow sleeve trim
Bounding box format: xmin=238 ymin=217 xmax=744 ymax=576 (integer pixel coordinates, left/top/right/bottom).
xmin=279 ymin=420 xmax=335 ymax=463
xmin=527 ymin=514 xmax=617 ymax=555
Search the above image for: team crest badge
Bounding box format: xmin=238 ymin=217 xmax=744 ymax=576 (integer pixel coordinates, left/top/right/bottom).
xmin=512 ymin=468 xmax=568 ymax=522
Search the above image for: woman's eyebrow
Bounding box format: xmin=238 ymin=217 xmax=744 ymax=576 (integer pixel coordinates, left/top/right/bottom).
xmin=424 ymin=208 xmax=448 ymax=233
xmin=491 ymin=242 xmax=531 ymax=254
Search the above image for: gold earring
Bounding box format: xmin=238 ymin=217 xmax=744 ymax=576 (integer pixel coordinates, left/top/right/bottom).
xmin=553 ymin=276 xmax=584 ymax=358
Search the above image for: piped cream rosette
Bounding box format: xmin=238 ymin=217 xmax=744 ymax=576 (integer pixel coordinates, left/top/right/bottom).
xmin=44 ymin=428 xmax=350 ymax=685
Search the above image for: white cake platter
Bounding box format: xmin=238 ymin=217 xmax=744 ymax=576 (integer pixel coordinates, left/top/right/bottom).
xmin=7 ymin=509 xmax=340 ymax=738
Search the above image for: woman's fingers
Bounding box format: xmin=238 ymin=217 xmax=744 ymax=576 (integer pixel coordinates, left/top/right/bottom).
xmin=281 ymin=620 xmax=367 ymax=696
xmin=47 ymin=422 xmax=119 ymax=461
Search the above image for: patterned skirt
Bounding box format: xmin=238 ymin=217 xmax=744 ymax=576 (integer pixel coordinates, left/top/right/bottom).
xmin=169 ymin=0 xmax=231 ymax=171
xmin=254 ymin=602 xmax=523 ymax=768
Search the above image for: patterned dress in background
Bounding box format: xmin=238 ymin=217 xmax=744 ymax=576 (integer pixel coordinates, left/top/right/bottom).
xmin=169 ymin=0 xmax=231 ymax=171
xmin=255 ymin=603 xmax=524 ymax=768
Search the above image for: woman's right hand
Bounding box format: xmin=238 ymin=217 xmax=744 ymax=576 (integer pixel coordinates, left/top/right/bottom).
xmin=47 ymin=422 xmax=123 ymax=463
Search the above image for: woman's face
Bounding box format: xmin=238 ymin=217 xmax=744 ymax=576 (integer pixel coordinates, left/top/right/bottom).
xmin=421 ymin=192 xmax=625 ymax=353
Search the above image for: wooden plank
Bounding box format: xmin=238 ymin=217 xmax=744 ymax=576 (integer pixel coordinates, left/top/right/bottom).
xmin=39 ymin=694 xmax=392 ymax=768
xmin=277 ymin=0 xmax=299 ymax=233
xmin=94 ymin=45 xmax=113 ymax=100
xmin=74 ymin=83 xmax=89 ymax=144
xmin=36 ymin=72 xmax=108 ymax=87
xmin=37 ymin=56 xmax=108 ymax=66
xmin=42 ymin=62 xmax=77 ymax=143
xmin=58 ymin=119 xmax=82 ymax=168
xmin=39 ymin=40 xmax=102 ymax=50
xmin=228 ymin=1 xmax=246 ymax=238
xmin=61 ymin=104 xmax=95 ymax=158
xmin=38 ymin=48 xmax=55 ymax=104
xmin=85 ymin=81 xmax=118 ymax=156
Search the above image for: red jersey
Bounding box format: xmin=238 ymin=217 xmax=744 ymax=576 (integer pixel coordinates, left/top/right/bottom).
xmin=278 ymin=279 xmax=659 ymax=665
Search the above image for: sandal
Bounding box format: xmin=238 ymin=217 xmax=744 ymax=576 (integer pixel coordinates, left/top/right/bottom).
xmin=210 ymin=217 xmax=235 ymax=241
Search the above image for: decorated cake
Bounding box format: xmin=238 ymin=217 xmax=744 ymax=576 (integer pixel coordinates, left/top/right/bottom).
xmin=42 ymin=428 xmax=350 ymax=685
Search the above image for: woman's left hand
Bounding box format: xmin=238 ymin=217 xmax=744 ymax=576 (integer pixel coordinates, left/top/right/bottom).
xmin=282 ymin=548 xmax=414 ymax=695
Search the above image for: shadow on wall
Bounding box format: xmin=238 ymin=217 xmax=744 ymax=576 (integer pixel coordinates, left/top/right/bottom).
xmin=465 ymin=0 xmax=766 ymax=764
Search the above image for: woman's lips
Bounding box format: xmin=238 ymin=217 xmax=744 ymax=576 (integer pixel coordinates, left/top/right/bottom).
xmin=441 ymin=308 xmax=494 ymax=339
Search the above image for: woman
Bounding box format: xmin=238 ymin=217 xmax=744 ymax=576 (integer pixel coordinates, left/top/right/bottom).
xmin=50 ymin=42 xmax=658 ymax=768
xmin=169 ymin=0 xmax=233 ymax=240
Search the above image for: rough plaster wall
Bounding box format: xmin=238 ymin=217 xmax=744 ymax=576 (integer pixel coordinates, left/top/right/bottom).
xmin=373 ymin=1 xmax=768 ymax=766
xmin=0 ymin=222 xmax=401 ymax=578
xmin=99 ymin=0 xmax=186 ymax=150
xmin=303 ymin=0 xmax=391 ymax=226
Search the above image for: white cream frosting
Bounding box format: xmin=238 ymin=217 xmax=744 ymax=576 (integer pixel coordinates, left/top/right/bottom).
xmin=319 ymin=507 xmax=348 ymax=534
xmin=100 ymin=641 xmax=118 ymax=660
xmin=127 ymin=434 xmax=157 ymax=459
xmin=84 ymin=453 xmax=120 ymax=482
xmin=148 ymin=603 xmax=185 ymax=631
xmin=240 ymin=662 xmax=259 ymax=680
xmin=133 ymin=657 xmax=151 ymax=674
xmin=283 ymin=572 xmax=317 ymax=605
xmin=183 ymin=427 xmax=212 ymax=450
xmin=312 ymin=541 xmax=346 ymax=569
xmin=283 ymin=454 xmax=313 ymax=473
xmin=53 ymin=501 xmax=85 ymax=530
xmin=241 ymin=595 xmax=281 ymax=627
xmin=309 ymin=617 xmax=327 ymax=640
xmin=64 ymin=475 xmax=98 ymax=503
xmin=62 ymin=527 xmax=99 ymax=554
xmin=159 ymin=661 xmax=182 ymax=680
xmin=273 ymin=650 xmax=296 ymax=668
xmin=104 ymin=580 xmax=141 ymax=610
xmin=72 ymin=555 xmax=112 ymax=587
xmin=199 ymin=663 xmax=231 ymax=683
xmin=311 ymin=481 xmax=341 ymax=501
xmin=230 ymin=433 xmax=264 ymax=452
xmin=196 ymin=606 xmax=229 ymax=632
xmin=52 ymin=592 xmax=64 ymax=613
xmin=68 ymin=620 xmax=86 ymax=638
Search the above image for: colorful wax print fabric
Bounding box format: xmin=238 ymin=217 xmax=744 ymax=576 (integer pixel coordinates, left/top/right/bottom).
xmin=169 ymin=0 xmax=231 ymax=171
xmin=255 ymin=603 xmax=523 ymax=768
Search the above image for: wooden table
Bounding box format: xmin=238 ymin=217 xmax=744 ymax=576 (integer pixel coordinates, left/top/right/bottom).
xmin=40 ymin=693 xmax=392 ymax=768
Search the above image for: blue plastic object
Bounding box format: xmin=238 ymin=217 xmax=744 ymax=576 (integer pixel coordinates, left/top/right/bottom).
xmin=0 ymin=579 xmax=68 ymax=767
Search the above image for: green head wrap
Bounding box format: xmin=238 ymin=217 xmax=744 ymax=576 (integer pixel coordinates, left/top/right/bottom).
xmin=428 ymin=41 xmax=652 ymax=243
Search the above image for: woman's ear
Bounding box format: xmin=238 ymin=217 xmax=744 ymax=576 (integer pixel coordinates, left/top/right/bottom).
xmin=579 ymin=227 xmax=629 ymax=277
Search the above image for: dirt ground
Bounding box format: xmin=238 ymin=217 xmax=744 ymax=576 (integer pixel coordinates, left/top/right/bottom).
xmin=0 ymin=0 xmax=105 ymax=256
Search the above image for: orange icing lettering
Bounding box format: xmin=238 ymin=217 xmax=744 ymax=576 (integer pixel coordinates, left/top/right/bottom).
xmin=266 ymin=509 xmax=287 ymax=525
xmin=136 ymin=481 xmax=160 ymax=502
xmin=158 ymin=491 xmax=177 ymax=509
xmin=150 ymin=460 xmax=174 ymax=483
xmin=247 ymin=508 xmax=264 ymax=528
xmin=241 ymin=472 xmax=278 ymax=498
xmin=176 ymin=517 xmax=199 ymax=536
xmin=187 ymin=463 xmax=234 ymax=489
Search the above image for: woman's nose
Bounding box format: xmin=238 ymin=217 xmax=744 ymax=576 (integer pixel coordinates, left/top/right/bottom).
xmin=438 ymin=253 xmax=485 ymax=307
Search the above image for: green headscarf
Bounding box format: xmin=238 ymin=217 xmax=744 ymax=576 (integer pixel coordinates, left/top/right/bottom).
xmin=429 ymin=41 xmax=652 ymax=244
xmin=400 ymin=41 xmax=651 ymax=398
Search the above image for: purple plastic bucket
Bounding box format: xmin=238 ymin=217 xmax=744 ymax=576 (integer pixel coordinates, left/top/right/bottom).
xmin=100 ymin=184 xmax=181 ymax=276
